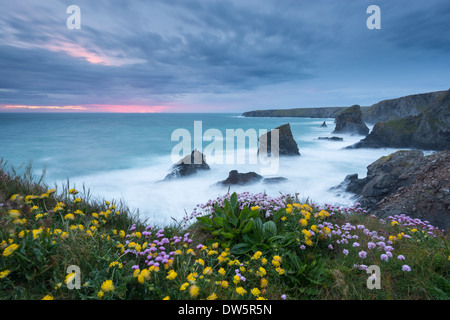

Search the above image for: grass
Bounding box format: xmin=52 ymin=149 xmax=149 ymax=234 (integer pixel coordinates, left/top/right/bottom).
xmin=0 ymin=159 xmax=449 ymax=300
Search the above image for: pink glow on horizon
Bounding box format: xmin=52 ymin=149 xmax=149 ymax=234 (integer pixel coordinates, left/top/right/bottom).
xmin=0 ymin=104 xmax=172 ymax=113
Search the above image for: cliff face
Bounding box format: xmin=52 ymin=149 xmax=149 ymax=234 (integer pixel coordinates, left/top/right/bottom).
xmin=242 ymin=107 xmax=351 ymax=119
xmin=332 ymin=105 xmax=369 ymax=135
xmin=242 ymin=90 xmax=445 ymax=125
xmin=350 ymin=89 xmax=450 ymax=151
xmin=341 ymin=150 xmax=450 ymax=230
xmin=362 ymin=91 xmax=445 ymax=124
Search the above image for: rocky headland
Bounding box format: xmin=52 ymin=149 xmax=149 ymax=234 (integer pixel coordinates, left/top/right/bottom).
xmin=332 ymin=105 xmax=369 ymax=136
xmin=338 ymin=150 xmax=450 ymax=230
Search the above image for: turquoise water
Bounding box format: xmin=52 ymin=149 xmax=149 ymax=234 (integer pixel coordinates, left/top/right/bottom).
xmin=0 ymin=113 xmax=402 ymax=224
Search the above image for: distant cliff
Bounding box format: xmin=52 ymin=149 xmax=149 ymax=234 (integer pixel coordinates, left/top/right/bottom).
xmin=362 ymin=91 xmax=445 ymax=124
xmin=242 ymin=107 xmax=351 ymax=119
xmin=350 ymin=89 xmax=450 ymax=151
xmin=242 ymin=90 xmax=446 ymax=124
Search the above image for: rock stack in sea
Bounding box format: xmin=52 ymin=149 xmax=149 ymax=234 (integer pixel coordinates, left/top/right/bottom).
xmin=258 ymin=123 xmax=300 ymax=156
xmin=164 ymin=149 xmax=210 ymax=180
xmin=332 ymin=105 xmax=369 ymax=136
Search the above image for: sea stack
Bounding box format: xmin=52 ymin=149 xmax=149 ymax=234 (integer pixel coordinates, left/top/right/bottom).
xmin=333 ymin=105 xmax=370 ymax=136
xmin=164 ymin=149 xmax=210 ymax=180
xmin=258 ymin=123 xmax=300 ymax=156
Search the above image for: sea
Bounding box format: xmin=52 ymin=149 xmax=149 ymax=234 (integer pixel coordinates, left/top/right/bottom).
xmin=0 ymin=113 xmax=406 ymax=225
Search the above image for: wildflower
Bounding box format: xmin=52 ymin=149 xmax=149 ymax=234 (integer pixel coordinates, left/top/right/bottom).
xmin=187 ymin=272 xmax=198 ymax=282
xmin=3 ymin=243 xmax=19 ymax=257
xmin=276 ymin=267 xmax=285 ymax=275
xmin=97 ymin=291 xmax=104 ymax=299
xmin=236 ymin=287 xmax=247 ymax=296
xmin=257 ymin=267 xmax=267 ymax=277
xmin=221 ymin=280 xmax=229 ymax=289
xmin=281 ymin=294 xmax=287 ymax=300
xmin=381 ymin=254 xmax=389 ymax=262
xmin=166 ymin=270 xmax=178 ymax=280
xmin=218 ymin=267 xmax=226 ymax=276
xmin=402 ymin=265 xmax=412 ymax=272
xmin=305 ymin=239 xmax=313 ymax=246
xmin=233 ymin=275 xmax=241 ymax=284
xmin=397 ymin=255 xmax=405 ymax=260
xmin=138 ymin=269 xmax=150 ymax=284
xmin=260 ymin=278 xmax=268 ymax=288
xmin=286 ymin=207 xmax=292 ymax=214
xmin=69 ymin=188 xmax=78 ymax=195
xmin=42 ymin=295 xmax=54 ymax=300
xmin=189 ymin=285 xmax=200 ymax=298
xmin=180 ymin=282 xmax=189 ymax=291
xmin=10 ymin=194 xmax=19 ymax=201
xmin=101 ymin=280 xmax=115 ymax=292
xmin=203 ymin=267 xmax=213 ymax=275
xmin=359 ymin=251 xmax=367 ymax=259
xmin=195 ymin=259 xmax=205 ymax=266
xmin=251 ymin=287 xmax=261 ymax=297
xmin=299 ymin=219 xmax=308 ymax=227
xmin=342 ymin=249 xmax=349 ymax=256
xmin=162 ymin=296 xmax=170 ymax=300
xmin=65 ymin=272 xmax=76 ymax=285
xmin=251 ymin=251 xmax=263 ymax=260
xmin=206 ymin=293 xmax=218 ymax=300
xmin=368 ymin=242 xmax=376 ymax=250
xmin=73 ymin=198 xmax=82 ymax=203
xmin=391 ymin=221 xmax=399 ymax=227
xmin=8 ymin=209 xmax=21 ymax=219
xmin=64 ymin=213 xmax=75 ymax=220
xmin=0 ymin=270 xmax=11 ymax=279
xmin=353 ymin=242 xmax=360 ymax=247
xmin=251 ymin=206 xmax=260 ymax=211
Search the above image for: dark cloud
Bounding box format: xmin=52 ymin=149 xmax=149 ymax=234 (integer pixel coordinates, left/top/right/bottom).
xmin=0 ymin=0 xmax=449 ymax=110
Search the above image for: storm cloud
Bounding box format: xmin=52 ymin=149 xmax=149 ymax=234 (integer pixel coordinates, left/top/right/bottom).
xmin=0 ymin=0 xmax=449 ymax=112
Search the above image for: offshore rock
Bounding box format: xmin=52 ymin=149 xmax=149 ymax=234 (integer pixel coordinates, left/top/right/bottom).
xmin=164 ymin=149 xmax=210 ymax=180
xmin=333 ymin=105 xmax=370 ymax=136
xmin=258 ymin=123 xmax=300 ymax=156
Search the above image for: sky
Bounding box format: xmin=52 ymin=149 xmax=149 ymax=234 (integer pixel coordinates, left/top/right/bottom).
xmin=0 ymin=0 xmax=449 ymax=113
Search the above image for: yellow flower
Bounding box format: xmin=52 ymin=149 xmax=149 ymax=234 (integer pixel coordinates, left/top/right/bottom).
xmin=218 ymin=267 xmax=226 ymax=276
xmin=411 ymin=228 xmax=418 ymax=233
xmin=195 ymin=259 xmax=205 ymax=266
xmin=236 ymin=287 xmax=247 ymax=296
xmin=69 ymin=188 xmax=78 ymax=194
xmin=101 ymin=280 xmax=115 ymax=292
xmin=3 ymin=243 xmax=19 ymax=257
xmin=221 ymin=280 xmax=229 ymax=289
xmin=10 ymin=194 xmax=19 ymax=201
xmin=64 ymin=213 xmax=75 ymax=220
xmin=281 ymin=216 xmax=287 ymax=221
xmin=260 ymin=278 xmax=268 ymax=288
xmin=8 ymin=209 xmax=21 ymax=219
xmin=32 ymin=228 xmax=43 ymax=239
xmin=138 ymin=269 xmax=150 ymax=284
xmin=299 ymin=219 xmax=308 ymax=227
xmin=162 ymin=296 xmax=170 ymax=300
xmin=47 ymin=189 xmax=57 ymax=195
xmin=42 ymin=295 xmax=54 ymax=300
xmin=0 ymin=270 xmax=11 ymax=279
xmin=206 ymin=292 xmax=217 ymax=300
xmin=391 ymin=221 xmax=399 ymax=227
xmin=73 ymin=198 xmax=82 ymax=203
xmin=286 ymin=207 xmax=292 ymax=214
xmin=251 ymin=251 xmax=263 ymax=260
xmin=189 ymin=285 xmax=200 ymax=298
xmin=186 ymin=248 xmax=195 ymax=255
xmin=233 ymin=275 xmax=241 ymax=284
xmin=251 ymin=287 xmax=261 ymax=297
xmin=65 ymin=272 xmax=76 ymax=285
xmin=166 ymin=270 xmax=178 ymax=280
xmin=276 ymin=267 xmax=285 ymax=275
xmin=305 ymin=239 xmax=313 ymax=246
xmin=119 ymin=230 xmax=125 ymax=238
xmin=97 ymin=290 xmax=104 ymax=299
xmin=203 ymin=267 xmax=213 ymax=275
xmin=257 ymin=267 xmax=267 ymax=277
xmin=180 ymin=282 xmax=189 ymax=291
xmin=251 ymin=206 xmax=260 ymax=211
xmin=187 ymin=272 xmax=198 ymax=282
xmin=311 ymin=225 xmax=318 ymax=232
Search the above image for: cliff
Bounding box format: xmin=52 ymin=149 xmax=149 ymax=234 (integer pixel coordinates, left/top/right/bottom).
xmin=349 ymin=89 xmax=450 ymax=151
xmin=242 ymin=106 xmax=352 ymax=119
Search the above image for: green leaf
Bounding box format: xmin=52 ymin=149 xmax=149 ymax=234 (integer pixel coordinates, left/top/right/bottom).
xmin=263 ymin=221 xmax=277 ymax=238
xmin=231 ymin=243 xmax=252 ymax=255
xmin=230 ymin=192 xmax=238 ymax=210
xmin=213 ymin=216 xmax=225 ymax=227
xmin=238 ymin=206 xmax=250 ymax=223
xmin=252 ymin=217 xmax=264 ymax=242
xmin=242 ymin=218 xmax=254 ymax=234
xmin=221 ymin=232 xmax=235 ymax=239
xmin=196 ymin=216 xmax=213 ymax=226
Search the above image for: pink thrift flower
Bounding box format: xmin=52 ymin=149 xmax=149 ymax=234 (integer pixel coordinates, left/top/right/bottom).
xmin=402 ymin=265 xmax=412 ymax=272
